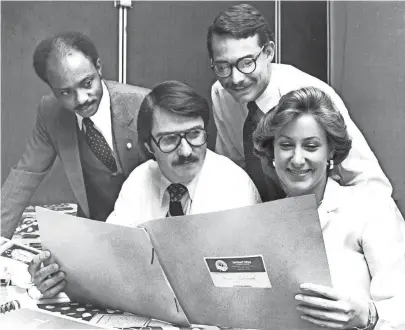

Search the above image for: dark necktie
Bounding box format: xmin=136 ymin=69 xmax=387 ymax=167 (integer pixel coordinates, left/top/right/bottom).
xmin=167 ymin=183 xmax=187 ymax=217
xmin=243 ymin=101 xmax=269 ymax=201
xmin=82 ymin=117 xmax=117 ymax=172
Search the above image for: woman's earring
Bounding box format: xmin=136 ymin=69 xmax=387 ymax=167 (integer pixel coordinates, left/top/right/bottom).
xmin=272 ymin=159 xmax=276 ymax=168
xmin=328 ymin=159 xmax=334 ymax=170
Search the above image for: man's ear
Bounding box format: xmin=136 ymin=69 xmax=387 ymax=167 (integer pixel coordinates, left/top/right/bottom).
xmin=95 ymin=58 xmax=102 ymax=77
xmin=264 ymin=41 xmax=275 ymax=62
xmin=144 ymin=142 xmax=153 ymax=155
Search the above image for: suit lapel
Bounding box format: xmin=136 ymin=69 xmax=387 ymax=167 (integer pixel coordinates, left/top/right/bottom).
xmin=56 ymin=109 xmax=90 ymax=216
xmin=107 ymin=81 xmax=141 ymax=177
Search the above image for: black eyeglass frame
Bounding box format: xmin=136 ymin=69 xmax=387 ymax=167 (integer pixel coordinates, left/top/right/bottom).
xmin=210 ymin=46 xmax=265 ymax=78
xmin=150 ymin=128 xmax=208 ymax=153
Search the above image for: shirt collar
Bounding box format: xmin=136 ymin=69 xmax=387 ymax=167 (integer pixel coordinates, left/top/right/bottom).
xmin=318 ymin=178 xmax=342 ymax=214
xmin=157 ymin=169 xmax=199 ymax=208
xmin=253 ymin=66 xmax=282 ymax=113
xmin=76 ymin=80 xmax=111 ymax=129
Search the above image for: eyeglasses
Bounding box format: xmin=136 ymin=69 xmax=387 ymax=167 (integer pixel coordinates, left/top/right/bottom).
xmin=210 ymin=46 xmax=265 ymax=78
xmin=150 ymin=128 xmax=208 ymax=153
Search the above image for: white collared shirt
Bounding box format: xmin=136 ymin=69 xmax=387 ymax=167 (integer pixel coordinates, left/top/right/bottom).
xmin=76 ymin=81 xmax=114 ymax=151
xmin=106 ymin=149 xmax=261 ymax=227
xmin=317 ymin=178 xmax=405 ymax=329
xmin=211 ymin=63 xmax=393 ymax=196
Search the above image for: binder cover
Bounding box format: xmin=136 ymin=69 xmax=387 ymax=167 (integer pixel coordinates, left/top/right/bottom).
xmin=36 ymin=207 xmax=189 ymax=326
xmin=37 ymin=194 xmax=330 ymax=329
xmin=143 ymin=194 xmax=331 ymax=329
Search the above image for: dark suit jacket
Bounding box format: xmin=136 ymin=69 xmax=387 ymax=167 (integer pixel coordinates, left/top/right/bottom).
xmin=1 ymin=80 xmax=150 ymax=238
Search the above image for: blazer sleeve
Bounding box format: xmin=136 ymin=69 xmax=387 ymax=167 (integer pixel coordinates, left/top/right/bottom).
xmin=361 ymin=197 xmax=405 ymax=329
xmin=1 ymin=101 xmax=57 ymax=238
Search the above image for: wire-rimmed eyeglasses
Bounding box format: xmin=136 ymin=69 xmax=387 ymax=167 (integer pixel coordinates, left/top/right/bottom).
xmin=210 ymin=46 xmax=265 ymax=78
xmin=150 ymin=128 xmax=208 ymax=153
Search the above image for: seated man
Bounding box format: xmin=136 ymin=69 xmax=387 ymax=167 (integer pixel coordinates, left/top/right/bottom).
xmin=28 ymin=80 xmax=261 ymax=298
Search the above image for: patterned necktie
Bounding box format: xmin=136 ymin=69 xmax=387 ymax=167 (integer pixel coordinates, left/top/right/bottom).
xmin=243 ymin=101 xmax=269 ymax=201
xmin=167 ymin=183 xmax=188 ymax=217
xmin=82 ymin=117 xmax=117 ymax=172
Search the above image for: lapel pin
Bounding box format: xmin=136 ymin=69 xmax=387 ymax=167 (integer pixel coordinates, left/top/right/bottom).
xmin=126 ymin=142 xmax=132 ymax=150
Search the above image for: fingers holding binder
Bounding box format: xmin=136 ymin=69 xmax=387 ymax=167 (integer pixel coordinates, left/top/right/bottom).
xmin=295 ymin=283 xmax=370 ymax=329
xmin=27 ymin=250 xmax=66 ymax=298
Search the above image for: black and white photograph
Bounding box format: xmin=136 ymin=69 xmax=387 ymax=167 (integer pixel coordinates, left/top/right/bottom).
xmin=1 ymin=1 xmax=405 ymax=329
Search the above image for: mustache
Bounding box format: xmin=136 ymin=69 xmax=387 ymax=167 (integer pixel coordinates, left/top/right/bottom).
xmin=172 ymin=155 xmax=199 ymax=166
xmin=229 ymin=83 xmax=249 ymax=89
xmin=75 ymin=100 xmax=95 ymax=111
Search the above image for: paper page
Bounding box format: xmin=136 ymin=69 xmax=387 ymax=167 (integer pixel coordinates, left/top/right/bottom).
xmin=90 ymin=313 xmax=150 ymax=327
xmin=0 ymin=307 xmax=106 ymax=329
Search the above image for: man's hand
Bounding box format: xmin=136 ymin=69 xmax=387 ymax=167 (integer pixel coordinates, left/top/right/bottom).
xmin=27 ymin=250 xmax=66 ymax=298
xmin=295 ymin=283 xmax=369 ymax=329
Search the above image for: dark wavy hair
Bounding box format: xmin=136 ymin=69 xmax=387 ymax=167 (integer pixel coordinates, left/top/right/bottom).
xmin=253 ymin=87 xmax=352 ymax=168
xmin=137 ymin=80 xmax=210 ymax=160
xmin=207 ymin=3 xmax=275 ymax=59
xmin=33 ymin=31 xmax=99 ymax=84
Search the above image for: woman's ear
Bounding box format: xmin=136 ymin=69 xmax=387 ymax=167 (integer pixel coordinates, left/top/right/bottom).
xmin=328 ymin=148 xmax=335 ymax=161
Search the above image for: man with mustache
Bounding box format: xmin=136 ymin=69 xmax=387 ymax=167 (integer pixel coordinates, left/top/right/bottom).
xmin=1 ymin=32 xmax=149 ymax=238
xmin=28 ymin=80 xmax=261 ymax=298
xmin=208 ymin=4 xmax=395 ymax=203
xmin=106 ymin=80 xmax=261 ymax=225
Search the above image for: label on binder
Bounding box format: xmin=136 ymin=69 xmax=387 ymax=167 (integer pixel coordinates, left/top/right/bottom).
xmin=204 ymin=255 xmax=272 ymax=288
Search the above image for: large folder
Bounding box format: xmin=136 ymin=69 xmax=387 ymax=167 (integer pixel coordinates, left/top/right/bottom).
xmin=36 ymin=208 xmax=189 ymax=326
xmin=36 ymin=194 xmax=331 ymax=329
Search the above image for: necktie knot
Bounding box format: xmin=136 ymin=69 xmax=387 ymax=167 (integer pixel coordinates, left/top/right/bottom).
xmin=247 ymin=101 xmax=258 ymax=113
xmin=167 ymin=183 xmax=187 ymax=202
xmin=82 ymin=117 xmax=94 ymax=128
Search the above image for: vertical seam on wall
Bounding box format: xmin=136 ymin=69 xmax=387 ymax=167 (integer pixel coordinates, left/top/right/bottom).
xmin=327 ymin=1 xmax=331 ymax=85
xmin=339 ymin=3 xmax=348 ymax=93
xmin=118 ymin=5 xmax=123 ymax=83
xmin=275 ymin=0 xmax=281 ymax=63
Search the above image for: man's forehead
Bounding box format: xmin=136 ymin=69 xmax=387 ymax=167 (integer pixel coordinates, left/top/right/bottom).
xmin=46 ymin=52 xmax=96 ymax=88
xmin=211 ymin=34 xmax=261 ymax=58
xmin=151 ymin=108 xmax=204 ymax=135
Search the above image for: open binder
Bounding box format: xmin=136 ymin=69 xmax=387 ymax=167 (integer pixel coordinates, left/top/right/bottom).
xmin=36 ymin=194 xmax=331 ymax=330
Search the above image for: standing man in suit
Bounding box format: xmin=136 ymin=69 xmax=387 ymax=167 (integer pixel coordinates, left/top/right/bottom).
xmin=1 ymin=32 xmax=150 ymax=239
xmin=207 ymin=4 xmax=394 ymax=203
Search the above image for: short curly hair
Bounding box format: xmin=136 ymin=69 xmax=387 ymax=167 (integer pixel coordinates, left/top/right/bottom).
xmin=253 ymin=87 xmax=352 ymax=168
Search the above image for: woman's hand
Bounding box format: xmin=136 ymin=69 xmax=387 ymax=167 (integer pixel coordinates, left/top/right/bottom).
xmin=295 ymin=283 xmax=369 ymax=329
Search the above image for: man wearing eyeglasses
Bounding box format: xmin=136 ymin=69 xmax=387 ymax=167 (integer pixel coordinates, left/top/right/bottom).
xmin=28 ymin=80 xmax=261 ymax=298
xmin=105 ymin=80 xmax=261 ymax=227
xmin=208 ymin=4 xmax=394 ymax=202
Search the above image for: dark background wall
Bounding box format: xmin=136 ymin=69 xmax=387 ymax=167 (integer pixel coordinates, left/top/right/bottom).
xmin=1 ymin=1 xmax=326 ymax=205
xmin=331 ymin=1 xmax=405 ymax=215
